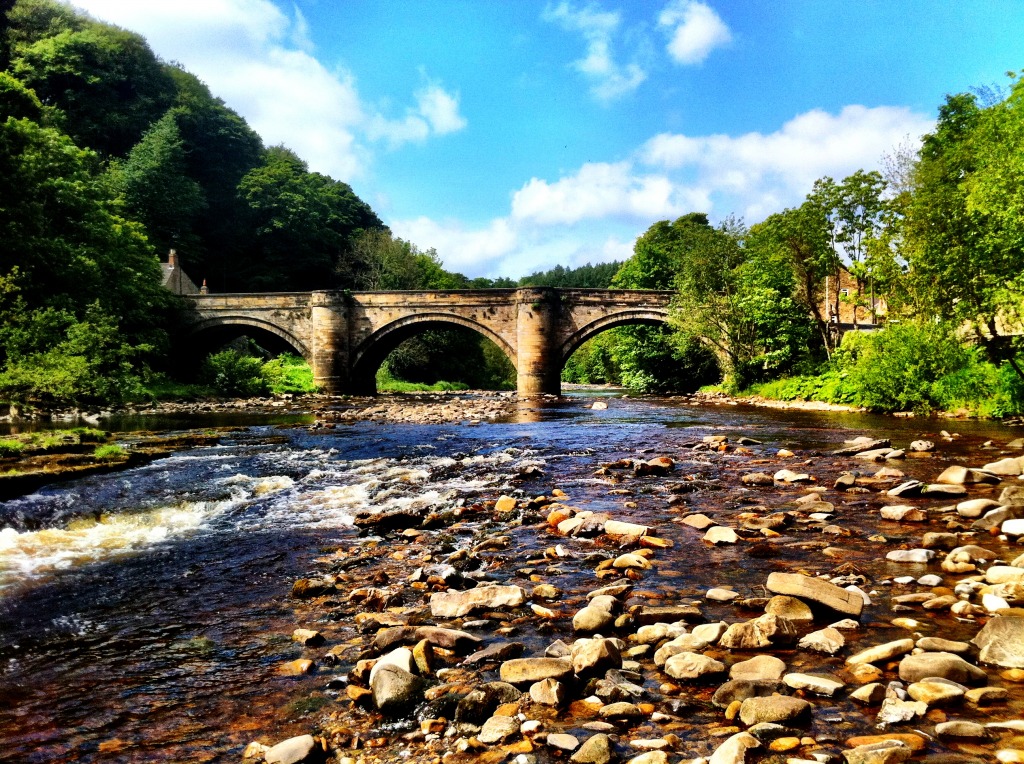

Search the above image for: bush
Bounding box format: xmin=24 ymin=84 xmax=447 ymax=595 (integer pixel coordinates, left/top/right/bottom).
xmin=0 ymin=440 xmax=24 ymax=457
xmin=262 ymin=354 xmax=318 ymax=395
xmin=199 ymin=350 xmax=270 ymax=397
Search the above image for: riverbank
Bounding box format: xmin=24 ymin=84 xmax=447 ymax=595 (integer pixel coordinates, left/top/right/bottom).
xmin=247 ymin=418 xmax=1024 ymax=764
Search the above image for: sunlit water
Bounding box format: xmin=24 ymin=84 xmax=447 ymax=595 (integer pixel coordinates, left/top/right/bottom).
xmin=0 ymin=396 xmax=1019 ymax=762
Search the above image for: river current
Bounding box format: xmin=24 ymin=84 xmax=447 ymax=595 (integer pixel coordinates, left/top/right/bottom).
xmin=0 ymin=395 xmax=1019 ymax=762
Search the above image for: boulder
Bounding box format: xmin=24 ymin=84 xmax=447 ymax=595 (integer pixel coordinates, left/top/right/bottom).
xmin=719 ymin=614 xmax=796 ymax=649
xmin=571 ymin=637 xmax=622 ymax=676
xmin=730 ymin=654 xmax=786 ymax=681
xmin=983 ymin=457 xmax=1023 ymax=476
xmin=573 ymin=605 xmax=615 ymax=632
xmin=765 ymin=595 xmax=814 ymax=623
xmin=765 ymin=572 xmax=864 ymax=617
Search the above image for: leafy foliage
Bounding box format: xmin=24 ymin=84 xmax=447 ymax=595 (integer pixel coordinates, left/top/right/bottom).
xmin=199 ymin=349 xmax=271 ymax=398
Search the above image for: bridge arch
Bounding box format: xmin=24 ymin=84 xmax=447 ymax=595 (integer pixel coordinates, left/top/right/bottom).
xmin=559 ymin=308 xmax=671 ymax=365
xmin=187 ymin=316 xmax=312 ymax=362
xmin=350 ymin=312 xmax=517 ymax=394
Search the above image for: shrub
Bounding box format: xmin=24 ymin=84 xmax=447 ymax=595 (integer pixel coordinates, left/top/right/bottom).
xmin=262 ymin=354 xmax=318 ymax=395
xmin=199 ymin=350 xmax=270 ymax=397
xmin=0 ymin=440 xmax=24 ymax=457
xmin=93 ymin=444 xmax=127 ymax=461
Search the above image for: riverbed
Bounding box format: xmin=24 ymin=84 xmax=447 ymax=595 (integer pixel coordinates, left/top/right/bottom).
xmin=0 ymin=395 xmax=1022 ymax=763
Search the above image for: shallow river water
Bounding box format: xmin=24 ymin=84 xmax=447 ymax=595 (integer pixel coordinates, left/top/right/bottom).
xmin=0 ymin=395 xmax=1021 ymax=763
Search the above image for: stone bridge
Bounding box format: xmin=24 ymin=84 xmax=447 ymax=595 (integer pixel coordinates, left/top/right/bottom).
xmin=184 ymin=288 xmax=674 ymax=395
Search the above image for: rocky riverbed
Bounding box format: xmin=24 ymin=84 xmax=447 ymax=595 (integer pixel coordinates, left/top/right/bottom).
xmin=247 ymin=428 xmax=1024 ymax=764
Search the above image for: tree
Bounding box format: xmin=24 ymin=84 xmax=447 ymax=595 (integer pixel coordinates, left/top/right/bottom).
xmin=110 ymin=110 xmax=206 ymax=257
xmin=12 ymin=23 xmax=176 ymax=156
xmin=237 ymin=146 xmax=383 ymax=291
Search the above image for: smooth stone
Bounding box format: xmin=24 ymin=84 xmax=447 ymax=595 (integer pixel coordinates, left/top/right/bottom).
xmin=886 ymin=549 xmax=935 ymax=563
xmin=664 ymin=651 xmax=726 ymax=681
xmin=572 ymin=637 xmax=623 ymax=676
xmin=846 ymin=734 xmax=926 ymax=752
xmin=683 ymin=514 xmax=716 ymax=530
xmin=574 ymin=605 xmax=616 ymax=632
xmin=712 ymin=679 xmax=780 ymax=708
xmin=369 ymin=646 xmax=415 ymax=685
xmin=709 ymin=731 xmax=760 ymax=764
xmin=898 ymin=652 xmax=987 ymax=685
xmin=704 ymin=526 xmax=740 ymax=545
xmin=478 ymin=715 xmax=521 ymax=744
xmin=708 ymin=587 xmax=741 ymax=602
xmin=605 ymin=520 xmax=651 ymax=537
xmin=906 ymin=679 xmax=965 ymax=706
xmin=371 ymin=664 xmax=425 ymax=715
xmin=957 ymin=498 xmax=1002 ymax=518
xmin=846 ymin=639 xmax=915 ymax=666
xmin=881 ymin=505 xmax=926 ymax=522
xmin=765 ymin=595 xmax=814 ymax=623
xmin=766 ymin=572 xmax=864 ymax=617
xmin=265 ymin=735 xmax=318 ymax=764
xmin=742 ymin=472 xmax=775 ymax=486
xmin=783 ymin=672 xmax=845 ymax=697
xmin=548 ymin=733 xmax=581 ymax=752
xmin=850 ymin=683 xmax=886 ymax=705
xmin=730 ymin=654 xmax=787 ymax=681
xmin=917 ymin=637 xmax=971 ymax=654
xmin=935 ymin=721 xmax=989 ymax=739
xmin=876 ymin=697 xmax=927 ymax=724
xmin=571 ymin=733 xmax=615 ymax=764
xmin=983 ymin=457 xmax=1024 ymax=476
xmin=738 ymin=695 xmax=812 ymax=726
xmin=627 ymin=752 xmax=669 ymax=764
xmin=500 ymin=658 xmax=574 ymax=685
xmin=613 ymin=553 xmax=652 ymax=569
xmin=598 ymin=701 xmax=643 ymax=720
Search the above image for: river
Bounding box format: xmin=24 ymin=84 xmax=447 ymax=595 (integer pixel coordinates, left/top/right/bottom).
xmin=0 ymin=395 xmax=1020 ymax=763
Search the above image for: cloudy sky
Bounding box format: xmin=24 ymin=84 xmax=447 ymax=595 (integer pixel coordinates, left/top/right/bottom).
xmin=73 ymin=0 xmax=1023 ymax=278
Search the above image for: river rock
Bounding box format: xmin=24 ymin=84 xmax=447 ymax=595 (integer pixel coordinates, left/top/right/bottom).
xmin=742 ymin=472 xmax=775 ymax=486
xmin=430 ymin=585 xmax=526 ymax=617
xmin=985 ymin=566 xmax=1024 ymax=584
xmin=910 ymin=440 xmax=935 ymax=452
xmin=633 ymin=605 xmax=702 ymax=625
xmin=683 ymin=513 xmax=716 ymax=530
xmin=454 ymin=682 xmax=522 ymax=727
xmin=604 ymin=519 xmax=651 ymax=537
xmin=369 ymin=647 xmax=416 ymax=684
xmin=548 ymin=733 xmax=580 ymax=752
xmin=709 ymin=731 xmax=760 ymax=764
xmin=530 ymin=677 xmax=567 ymax=706
xmin=835 ymin=438 xmax=891 ymax=456
xmin=887 ymin=480 xmax=923 ymax=498
xmin=797 ymin=626 xmax=845 ymax=655
xmin=574 ymin=605 xmax=616 ymax=632
xmin=707 ymin=587 xmax=740 ymax=602
xmin=936 ymin=465 xmax=998 ymax=485
xmin=843 ymin=740 xmax=913 ymax=764
xmin=478 ymin=715 xmax=521 ymax=744
xmin=906 ymin=679 xmax=966 ymax=706
xmin=765 ymin=595 xmax=814 ymax=623
xmin=972 ymin=616 xmax=1024 ymax=668
xmin=1002 ymin=518 xmax=1024 ymax=536
xmin=663 ymin=651 xmax=726 ymax=680
xmin=957 ymin=498 xmax=1002 ymax=518
xmin=712 ymin=679 xmax=780 ymax=708
xmin=877 ymin=697 xmax=927 ymax=724
xmin=983 ymin=457 xmax=1024 ymax=476
xmin=936 ymin=720 xmax=989 ymax=740
xmin=572 ymin=637 xmax=622 ymax=676
xmin=846 ymin=639 xmax=915 ymax=666
xmin=627 ymin=753 xmax=668 ymax=764
xmin=730 ymin=655 xmax=786 ymax=681
xmin=738 ymin=695 xmax=812 ymax=726
xmin=464 ymin=641 xmax=525 ymax=665
xmin=898 ymin=652 xmax=987 ymax=685
xmin=371 ymin=663 xmax=425 ymax=715
xmin=704 ymin=526 xmax=739 ymax=545
xmin=881 ymin=505 xmax=926 ymax=522
xmin=500 ymin=657 xmax=573 ymax=685
xmin=265 ymin=735 xmax=319 ymax=764
xmin=774 ymin=469 xmax=812 ymax=483
xmin=765 ymin=572 xmax=864 ymax=617
xmin=571 ymin=733 xmax=615 ymax=764
xmin=922 ymin=483 xmax=969 ymax=497
xmin=885 ymin=549 xmax=934 ymax=563
xmin=653 ymin=633 xmax=714 ymax=665
xmin=850 ymin=683 xmax=886 ymax=705
xmin=719 ymin=614 xmax=796 ymax=649
xmin=783 ymin=672 xmax=845 ymax=697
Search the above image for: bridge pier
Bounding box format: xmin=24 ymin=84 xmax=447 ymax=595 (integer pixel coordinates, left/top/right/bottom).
xmin=516 ymin=287 xmax=562 ymax=396
xmin=310 ymin=291 xmax=349 ymax=394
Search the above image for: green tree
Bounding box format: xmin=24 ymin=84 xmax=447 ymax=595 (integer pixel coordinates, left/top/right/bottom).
xmin=110 ymin=110 xmax=206 ymax=257
xmin=12 ymin=23 xmax=176 ymax=156
xmin=237 ymin=146 xmax=383 ymax=291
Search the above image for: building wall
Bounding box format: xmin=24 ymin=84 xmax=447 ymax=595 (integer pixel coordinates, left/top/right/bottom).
xmin=821 ymin=266 xmax=886 ymax=326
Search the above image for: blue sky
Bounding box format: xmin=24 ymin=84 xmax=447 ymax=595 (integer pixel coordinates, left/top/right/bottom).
xmin=73 ymin=1 xmax=1023 ymax=278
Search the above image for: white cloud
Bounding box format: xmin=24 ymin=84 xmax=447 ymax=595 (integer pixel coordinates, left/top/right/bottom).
xmin=542 ymin=1 xmax=647 ymax=101
xmin=658 ymin=0 xmax=731 ymax=65
xmin=640 ymin=104 xmax=933 ymax=218
xmin=71 ymin=0 xmax=465 ymax=180
xmin=392 ymin=104 xmax=931 ymax=278
xmin=511 ymin=161 xmax=708 ymax=225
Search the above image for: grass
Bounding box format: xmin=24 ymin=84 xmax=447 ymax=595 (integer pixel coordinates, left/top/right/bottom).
xmin=93 ymin=444 xmax=128 ymax=461
xmin=375 ymin=365 xmax=469 ymax=393
xmin=0 ymin=440 xmax=24 ymax=457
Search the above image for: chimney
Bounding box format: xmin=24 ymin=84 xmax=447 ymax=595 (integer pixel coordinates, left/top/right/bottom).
xmin=168 ymin=249 xmax=177 ymax=268
xmin=200 ymin=279 xmax=208 ymax=295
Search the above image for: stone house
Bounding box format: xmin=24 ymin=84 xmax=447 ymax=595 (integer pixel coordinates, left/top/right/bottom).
xmin=820 ymin=264 xmax=886 ymax=328
xmin=160 ymin=249 xmax=205 ymax=295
